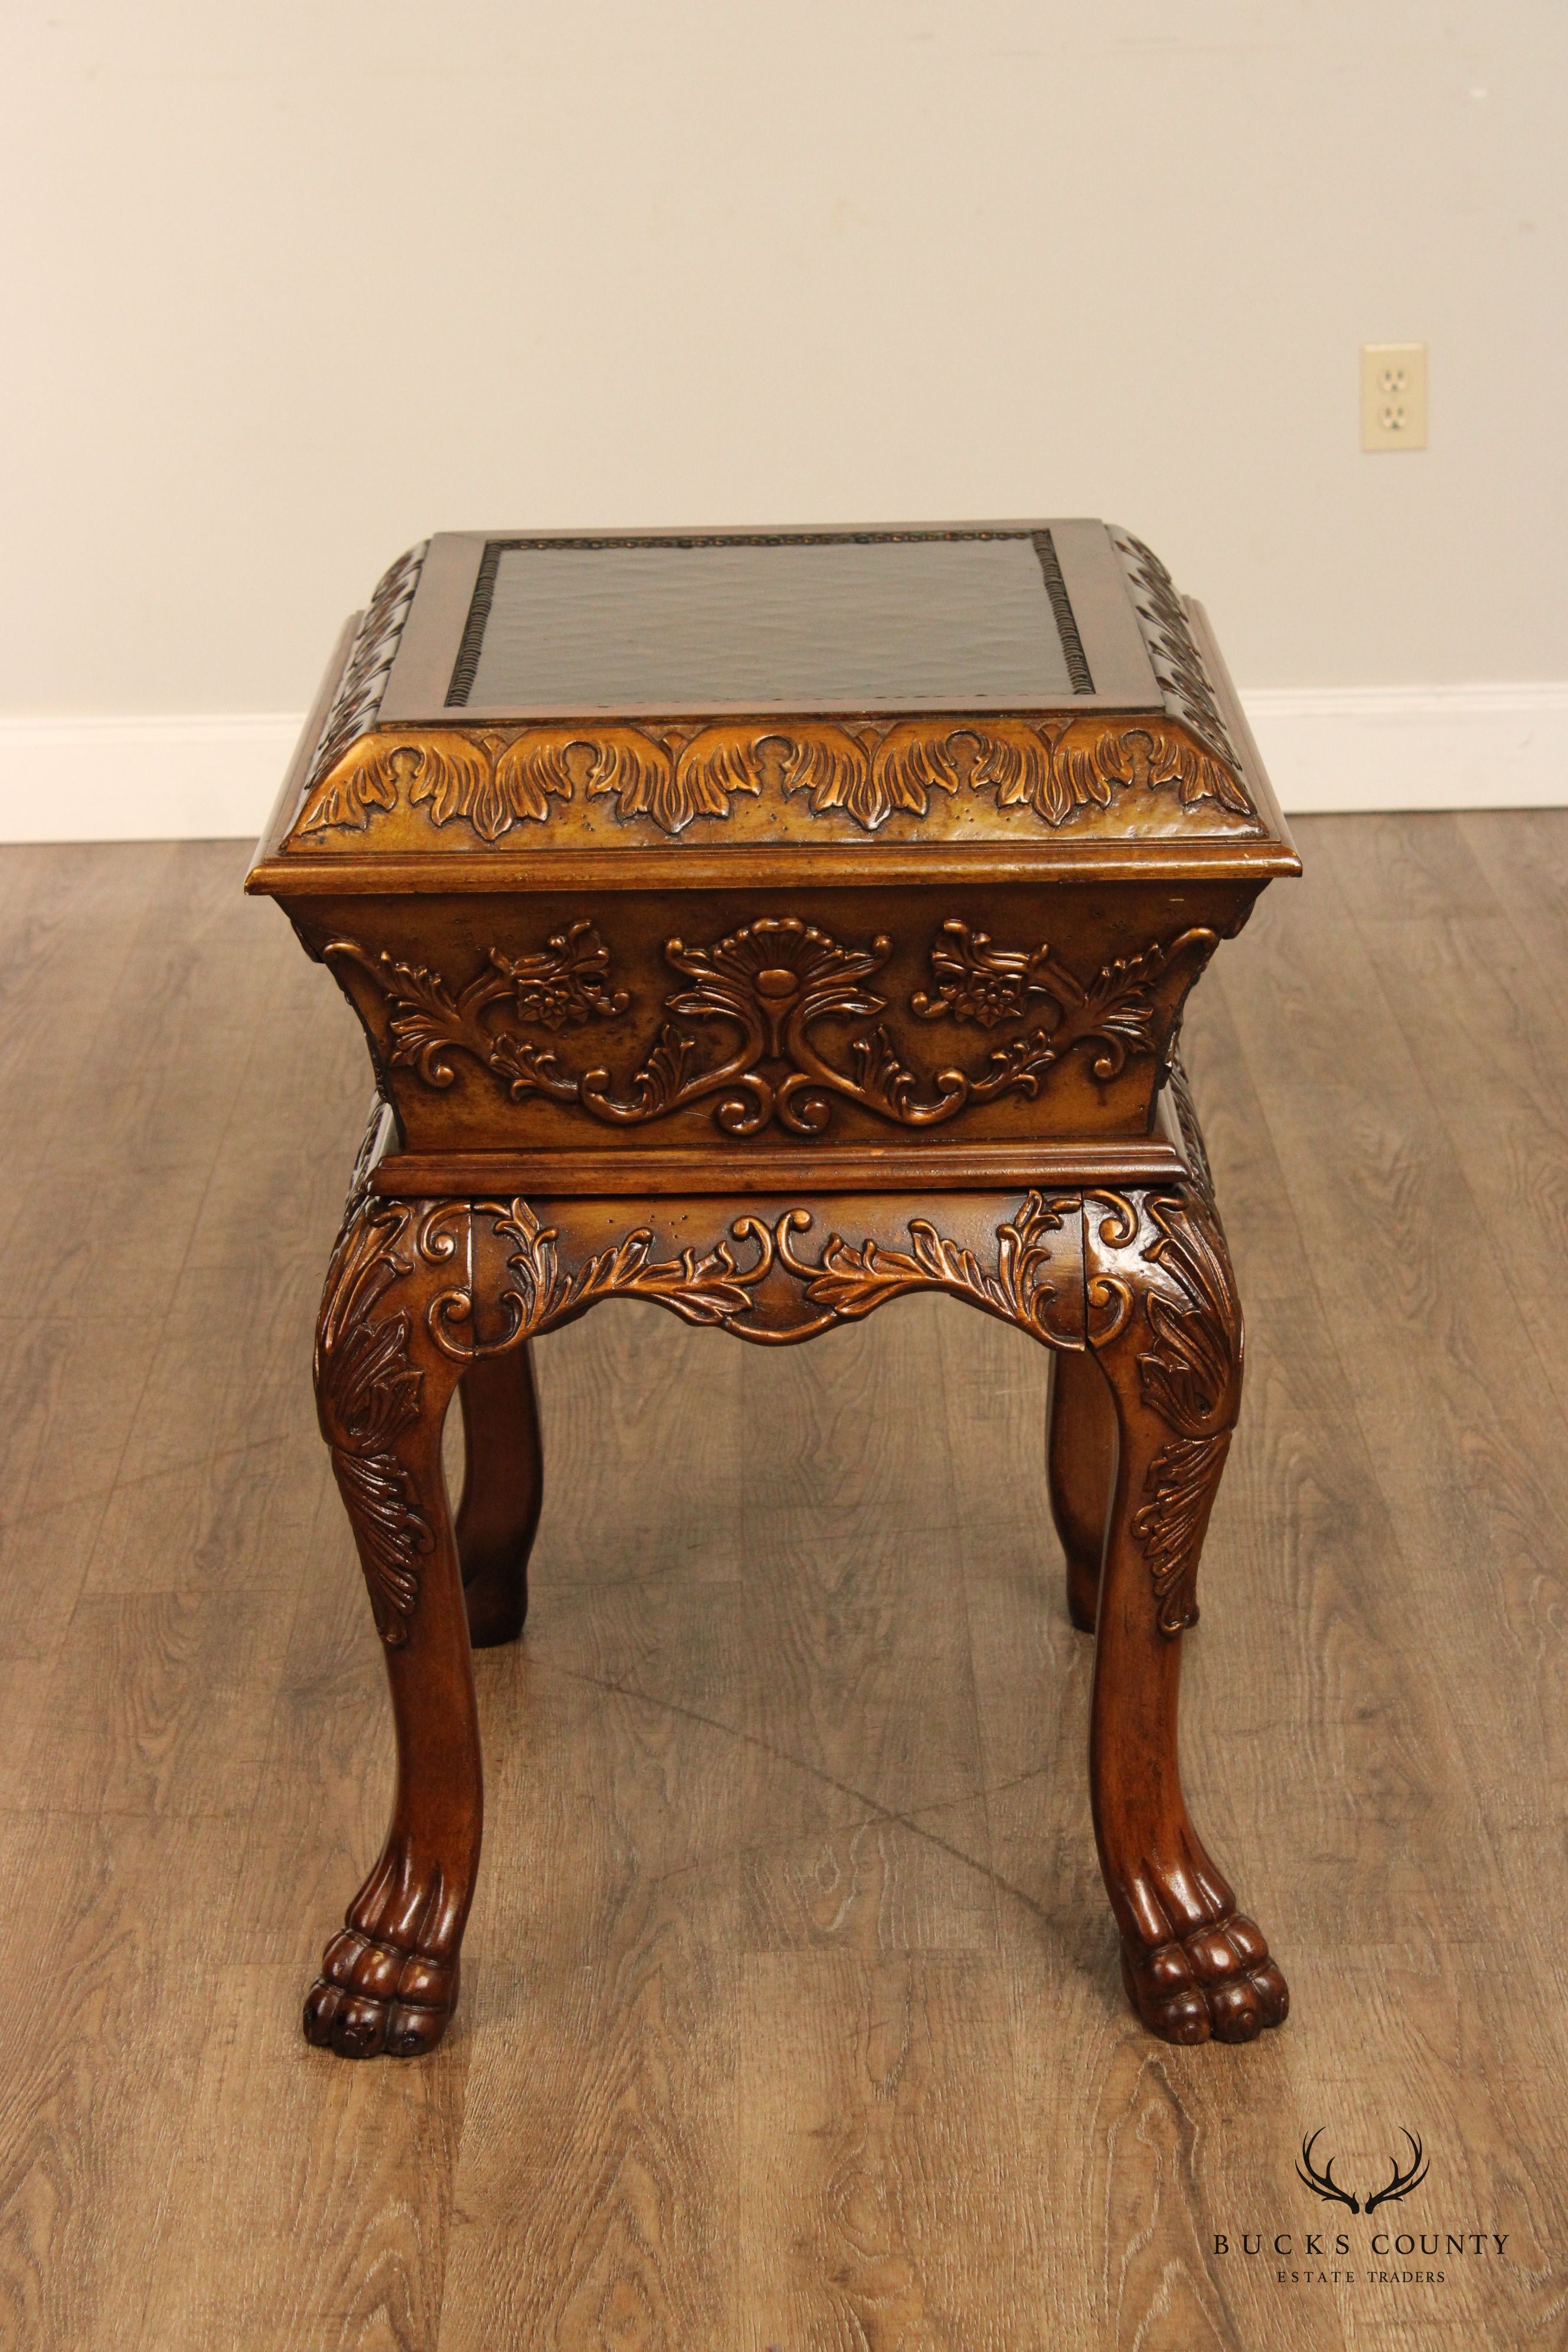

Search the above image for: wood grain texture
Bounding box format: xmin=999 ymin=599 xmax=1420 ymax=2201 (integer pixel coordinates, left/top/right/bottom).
xmin=0 ymin=831 xmax=1565 ymax=2346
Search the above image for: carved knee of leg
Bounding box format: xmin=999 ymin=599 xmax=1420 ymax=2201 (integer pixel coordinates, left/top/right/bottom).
xmin=315 ymin=1195 xmax=469 ymax=1645
xmin=1083 ymin=1185 xmax=1242 ymax=1635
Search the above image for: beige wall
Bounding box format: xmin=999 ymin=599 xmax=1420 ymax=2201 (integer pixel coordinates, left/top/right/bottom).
xmin=2 ymin=1 xmax=1563 ymax=718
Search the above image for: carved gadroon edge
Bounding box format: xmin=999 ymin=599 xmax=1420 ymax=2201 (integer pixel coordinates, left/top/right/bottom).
xmin=1084 ymin=1182 xmax=1242 ymax=1638
xmin=286 ymin=706 xmax=1259 ymax=844
xmin=298 ymin=543 xmax=429 ymax=820
xmin=1111 ymin=531 xmax=1243 ymax=785
xmin=325 ymin=916 xmax=1217 ymax=1137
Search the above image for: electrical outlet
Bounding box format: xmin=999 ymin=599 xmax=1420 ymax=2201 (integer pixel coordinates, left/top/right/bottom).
xmin=1361 ymin=342 xmax=1427 ymax=451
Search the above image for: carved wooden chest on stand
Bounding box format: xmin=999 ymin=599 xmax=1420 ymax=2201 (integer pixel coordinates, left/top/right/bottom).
xmin=247 ymin=521 xmax=1301 ymax=2057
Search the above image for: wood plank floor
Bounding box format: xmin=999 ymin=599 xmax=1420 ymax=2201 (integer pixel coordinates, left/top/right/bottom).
xmin=0 ymin=818 xmax=1564 ymax=2350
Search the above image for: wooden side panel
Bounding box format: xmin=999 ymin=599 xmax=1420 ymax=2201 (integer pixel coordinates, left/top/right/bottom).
xmin=285 ymin=879 xmax=1255 ymax=1161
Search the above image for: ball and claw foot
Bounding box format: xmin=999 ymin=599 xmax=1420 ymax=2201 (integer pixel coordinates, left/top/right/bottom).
xmin=303 ymin=1925 xmax=459 ymax=2059
xmin=1121 ymin=1910 xmax=1289 ymax=2045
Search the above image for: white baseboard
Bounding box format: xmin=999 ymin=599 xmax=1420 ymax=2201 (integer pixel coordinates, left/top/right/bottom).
xmin=1242 ymin=682 xmax=1568 ymax=815
xmin=0 ymin=713 xmax=304 ymax=845
xmin=0 ymin=687 xmax=1564 ymax=842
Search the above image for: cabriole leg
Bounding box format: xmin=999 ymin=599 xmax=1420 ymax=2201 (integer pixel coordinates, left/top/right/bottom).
xmin=304 ymin=1196 xmax=481 ymax=2058
xmin=1083 ymin=1184 xmax=1288 ymax=2045
xmin=1047 ymin=1350 xmax=1116 ymax=1632
xmin=457 ymin=1344 xmax=542 ymax=1648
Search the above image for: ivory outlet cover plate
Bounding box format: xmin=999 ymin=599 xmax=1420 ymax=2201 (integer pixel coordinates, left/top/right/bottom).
xmin=1361 ymin=342 xmax=1428 ymax=451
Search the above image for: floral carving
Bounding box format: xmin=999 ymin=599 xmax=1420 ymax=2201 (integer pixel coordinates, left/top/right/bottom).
xmin=912 ymin=920 xmax=1215 ymax=1076
xmin=315 ymin=1202 xmax=434 ymax=1645
xmin=333 ymin=916 xmax=1208 ymax=1136
xmin=327 ymin=924 xmax=628 ymax=1097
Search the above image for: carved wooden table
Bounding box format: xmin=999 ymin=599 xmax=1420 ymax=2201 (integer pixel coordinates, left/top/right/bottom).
xmin=247 ymin=522 xmax=1301 ymax=2057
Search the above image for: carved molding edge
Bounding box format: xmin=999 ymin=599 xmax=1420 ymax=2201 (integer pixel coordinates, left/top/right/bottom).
xmin=1085 ymin=1182 xmax=1242 ymax=1637
xmin=327 ymin=916 xmax=1214 ymax=1136
xmin=290 ymin=708 xmax=1258 ymax=842
xmin=299 ymin=543 xmax=429 ymax=817
xmin=1110 ymin=531 xmax=1244 ymax=790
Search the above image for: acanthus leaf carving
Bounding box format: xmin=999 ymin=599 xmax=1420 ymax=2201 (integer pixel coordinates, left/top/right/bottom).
xmin=299 ymin=730 xmax=571 ymax=841
xmin=417 ymin=1191 xmax=1086 ymax=1356
xmin=1136 ymin=1193 xmax=1239 ymax=1438
xmin=296 ymin=742 xmax=401 ymax=835
xmin=290 ymin=711 xmax=1259 ymax=843
xmin=1077 ymin=722 xmax=1252 ymax=821
xmin=310 ymin=1171 xmax=1122 ymax=1645
xmin=773 ymin=1188 xmax=1079 ymax=1345
xmin=314 ymin=1202 xmax=435 ymax=1646
xmin=677 ymin=721 xmax=873 ymax=824
xmin=1086 ymin=1186 xmax=1242 ymax=1636
xmin=1132 ymin=1431 xmax=1233 ymax=1636
xmin=872 ymin=718 xmax=1063 ymax=825
xmin=435 ymin=1201 xmax=783 ymax=1355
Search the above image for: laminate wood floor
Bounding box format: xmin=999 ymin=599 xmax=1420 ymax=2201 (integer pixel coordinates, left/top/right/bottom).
xmin=0 ymin=817 xmax=1564 ymax=2351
